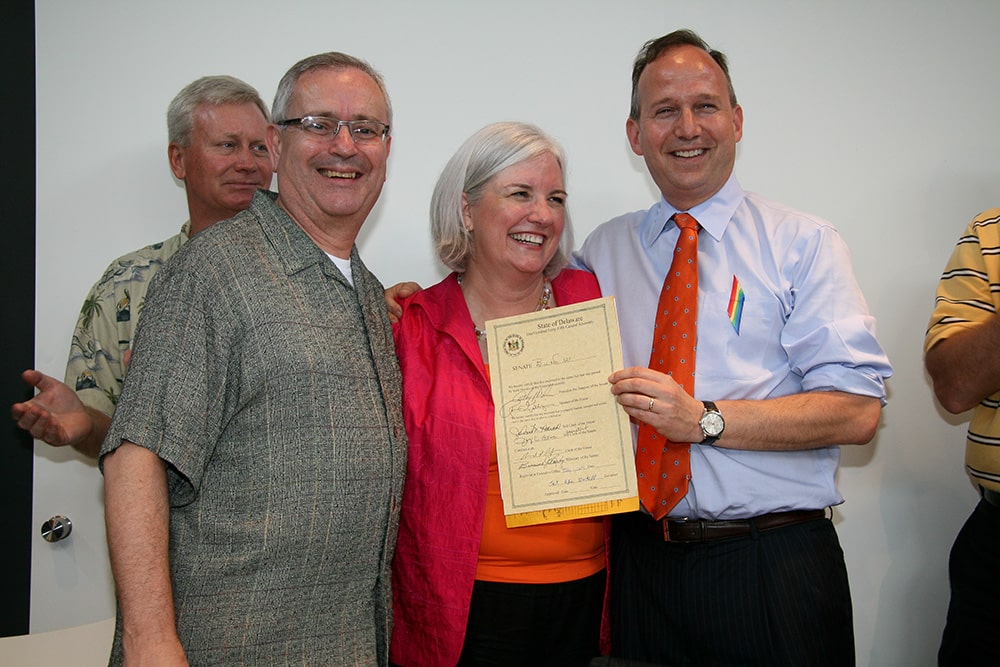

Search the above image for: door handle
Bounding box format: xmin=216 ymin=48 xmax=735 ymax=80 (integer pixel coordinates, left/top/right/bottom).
xmin=41 ymin=515 xmax=73 ymax=543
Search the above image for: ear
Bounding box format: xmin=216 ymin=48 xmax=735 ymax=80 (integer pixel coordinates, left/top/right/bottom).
xmin=461 ymin=192 xmax=473 ymax=231
xmin=626 ymin=117 xmax=643 ymax=156
xmin=732 ymin=104 xmax=744 ymax=143
xmin=265 ymin=124 xmax=282 ymax=173
xmin=168 ymin=142 xmax=186 ymax=180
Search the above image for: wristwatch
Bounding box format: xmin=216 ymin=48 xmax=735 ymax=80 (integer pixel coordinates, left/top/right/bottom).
xmin=699 ymin=400 xmax=725 ymax=446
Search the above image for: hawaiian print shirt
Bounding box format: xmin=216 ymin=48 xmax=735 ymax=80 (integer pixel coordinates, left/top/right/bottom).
xmin=64 ymin=222 xmax=190 ymax=416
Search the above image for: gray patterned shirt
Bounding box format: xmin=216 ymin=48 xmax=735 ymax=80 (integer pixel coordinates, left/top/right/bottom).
xmin=102 ymin=190 xmax=406 ymax=666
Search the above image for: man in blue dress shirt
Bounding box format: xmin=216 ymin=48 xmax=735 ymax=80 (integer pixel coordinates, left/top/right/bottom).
xmin=575 ymin=29 xmax=892 ymax=665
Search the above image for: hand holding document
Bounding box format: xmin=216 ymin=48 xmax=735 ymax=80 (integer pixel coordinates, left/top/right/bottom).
xmin=485 ymin=296 xmax=639 ymax=527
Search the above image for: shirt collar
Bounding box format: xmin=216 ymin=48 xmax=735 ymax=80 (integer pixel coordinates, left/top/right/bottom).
xmin=642 ymin=174 xmax=745 ymax=245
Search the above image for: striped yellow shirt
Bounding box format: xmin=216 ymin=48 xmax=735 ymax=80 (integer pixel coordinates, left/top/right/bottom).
xmin=925 ymin=207 xmax=1000 ymax=491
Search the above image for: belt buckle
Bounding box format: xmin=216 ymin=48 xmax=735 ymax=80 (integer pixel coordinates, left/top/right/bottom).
xmin=661 ymin=517 xmax=690 ymax=542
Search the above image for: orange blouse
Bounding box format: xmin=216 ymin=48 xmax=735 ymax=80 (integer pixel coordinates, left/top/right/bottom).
xmin=476 ymin=365 xmax=605 ymax=583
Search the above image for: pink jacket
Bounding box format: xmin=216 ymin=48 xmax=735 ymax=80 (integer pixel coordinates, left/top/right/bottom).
xmin=389 ymin=270 xmax=604 ymax=667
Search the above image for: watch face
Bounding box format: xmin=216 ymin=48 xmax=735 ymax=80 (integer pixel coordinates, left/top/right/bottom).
xmin=702 ymin=412 xmax=724 ymax=437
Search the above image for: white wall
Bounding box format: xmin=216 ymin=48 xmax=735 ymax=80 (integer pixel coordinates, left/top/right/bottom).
xmin=33 ymin=1 xmax=1000 ymax=664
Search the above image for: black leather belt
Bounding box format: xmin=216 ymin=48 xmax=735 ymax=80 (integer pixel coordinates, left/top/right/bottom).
xmin=627 ymin=509 xmax=827 ymax=543
xmin=981 ymin=486 xmax=1000 ymax=509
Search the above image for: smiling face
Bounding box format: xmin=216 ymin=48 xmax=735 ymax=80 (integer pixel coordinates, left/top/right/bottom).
xmin=168 ymin=102 xmax=273 ymax=233
xmin=267 ymin=66 xmax=391 ymax=246
xmin=626 ymin=44 xmax=743 ymax=211
xmin=462 ymin=152 xmax=566 ymax=280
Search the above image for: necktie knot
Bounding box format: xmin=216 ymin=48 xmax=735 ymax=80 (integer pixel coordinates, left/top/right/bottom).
xmin=674 ymin=212 xmax=699 ymax=232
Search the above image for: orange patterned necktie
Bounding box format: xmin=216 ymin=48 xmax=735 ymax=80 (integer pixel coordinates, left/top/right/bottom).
xmin=636 ymin=212 xmax=699 ymax=520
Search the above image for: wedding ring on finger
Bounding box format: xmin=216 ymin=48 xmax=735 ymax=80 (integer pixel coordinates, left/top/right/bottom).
xmin=647 ymin=397 xmax=655 ymax=412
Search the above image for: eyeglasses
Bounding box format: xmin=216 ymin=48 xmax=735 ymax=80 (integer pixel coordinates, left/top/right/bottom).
xmin=276 ymin=116 xmax=390 ymax=143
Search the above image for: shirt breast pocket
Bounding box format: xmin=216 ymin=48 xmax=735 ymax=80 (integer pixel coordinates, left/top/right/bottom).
xmin=698 ymin=290 xmax=787 ymax=389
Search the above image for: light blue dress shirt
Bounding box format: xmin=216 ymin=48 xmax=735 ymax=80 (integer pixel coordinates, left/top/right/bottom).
xmin=573 ymin=175 xmax=892 ymax=520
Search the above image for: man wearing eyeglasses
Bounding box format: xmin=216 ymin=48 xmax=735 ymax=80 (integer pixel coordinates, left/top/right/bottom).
xmin=100 ymin=52 xmax=405 ymax=666
xmin=12 ymin=75 xmax=272 ymax=458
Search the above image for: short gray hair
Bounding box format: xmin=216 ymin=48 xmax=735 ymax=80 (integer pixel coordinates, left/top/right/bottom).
xmin=271 ymin=52 xmax=392 ymax=127
xmin=431 ymin=121 xmax=573 ymax=278
xmin=167 ymin=75 xmax=269 ymax=146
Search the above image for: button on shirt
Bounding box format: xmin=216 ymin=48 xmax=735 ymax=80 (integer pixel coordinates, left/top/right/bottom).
xmin=573 ymin=175 xmax=892 ymax=520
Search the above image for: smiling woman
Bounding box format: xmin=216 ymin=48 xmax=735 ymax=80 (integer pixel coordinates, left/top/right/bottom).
xmin=390 ymin=122 xmax=607 ymax=667
xmin=460 ymin=152 xmax=567 ymax=287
